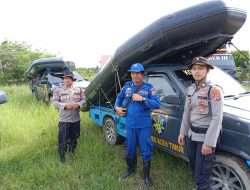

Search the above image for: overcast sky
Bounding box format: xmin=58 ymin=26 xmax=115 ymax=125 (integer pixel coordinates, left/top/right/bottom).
xmin=0 ymin=0 xmax=249 ymax=68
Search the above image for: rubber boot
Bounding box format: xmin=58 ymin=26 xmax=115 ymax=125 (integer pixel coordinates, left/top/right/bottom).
xmin=120 ymin=157 xmax=137 ymax=179
xmin=143 ymin=160 xmax=153 ymax=187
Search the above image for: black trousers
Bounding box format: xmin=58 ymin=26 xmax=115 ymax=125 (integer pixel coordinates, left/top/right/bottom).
xmin=58 ymin=121 xmax=80 ymax=151
xmin=188 ymin=139 xmax=215 ymax=190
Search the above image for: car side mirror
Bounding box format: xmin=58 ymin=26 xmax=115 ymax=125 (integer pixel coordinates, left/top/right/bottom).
xmin=0 ymin=91 xmax=8 ymax=104
xmin=162 ymin=95 xmax=180 ymax=105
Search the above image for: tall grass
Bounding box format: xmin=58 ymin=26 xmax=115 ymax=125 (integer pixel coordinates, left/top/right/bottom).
xmin=0 ymin=85 xmax=194 ymax=190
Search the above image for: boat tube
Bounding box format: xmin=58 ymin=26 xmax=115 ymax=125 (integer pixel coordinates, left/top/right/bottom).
xmin=84 ymin=0 xmax=247 ymax=110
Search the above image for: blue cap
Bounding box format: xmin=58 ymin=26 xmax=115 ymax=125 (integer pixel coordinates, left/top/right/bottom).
xmin=128 ymin=63 xmax=144 ymax=72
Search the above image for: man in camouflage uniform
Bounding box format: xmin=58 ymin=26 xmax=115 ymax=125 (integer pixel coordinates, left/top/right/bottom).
xmin=178 ymin=57 xmax=223 ymax=190
xmin=53 ymin=72 xmax=86 ymax=162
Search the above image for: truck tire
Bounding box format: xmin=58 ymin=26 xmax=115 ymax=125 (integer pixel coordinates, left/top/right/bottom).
xmin=211 ymin=152 xmax=250 ymax=190
xmin=103 ymin=117 xmax=125 ymax=145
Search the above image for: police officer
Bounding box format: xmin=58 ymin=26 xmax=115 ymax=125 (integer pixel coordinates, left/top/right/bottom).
xmin=115 ymin=63 xmax=160 ymax=187
xmin=178 ymin=57 xmax=223 ymax=190
xmin=53 ymin=72 xmax=86 ymax=163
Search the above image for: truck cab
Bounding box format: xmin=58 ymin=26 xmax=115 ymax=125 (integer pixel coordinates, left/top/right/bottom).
xmin=207 ymin=48 xmax=237 ymax=79
xmin=89 ymin=64 xmax=250 ymax=189
xmin=25 ymin=57 xmax=90 ymax=103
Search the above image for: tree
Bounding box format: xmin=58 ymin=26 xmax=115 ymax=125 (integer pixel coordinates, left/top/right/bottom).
xmin=231 ymin=50 xmax=250 ymax=82
xmin=0 ymin=40 xmax=55 ymax=84
xmin=76 ymin=67 xmax=100 ymax=81
xmin=231 ymin=50 xmax=250 ymax=68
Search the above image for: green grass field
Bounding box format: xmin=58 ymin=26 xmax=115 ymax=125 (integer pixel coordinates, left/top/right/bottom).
xmin=0 ymin=85 xmax=195 ymax=190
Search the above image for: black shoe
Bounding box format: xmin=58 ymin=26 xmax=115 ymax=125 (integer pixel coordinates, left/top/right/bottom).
xmin=143 ymin=160 xmax=153 ymax=187
xmin=120 ymin=157 xmax=137 ymax=179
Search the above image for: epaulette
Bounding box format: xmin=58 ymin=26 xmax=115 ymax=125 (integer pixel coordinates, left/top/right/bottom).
xmin=57 ymin=86 xmax=64 ymax=91
xmin=187 ymin=83 xmax=195 ymax=89
xmin=144 ymin=82 xmax=152 ymax=87
xmin=209 ymin=83 xmax=223 ymax=90
xmin=125 ymin=81 xmax=132 ymax=85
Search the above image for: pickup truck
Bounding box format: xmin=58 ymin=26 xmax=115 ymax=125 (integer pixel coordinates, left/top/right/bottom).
xmin=24 ymin=57 xmax=90 ymax=102
xmin=89 ymin=64 xmax=250 ymax=190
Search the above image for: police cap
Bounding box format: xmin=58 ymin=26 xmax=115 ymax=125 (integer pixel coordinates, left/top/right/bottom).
xmin=188 ymin=56 xmax=214 ymax=69
xmin=63 ymin=72 xmax=75 ymax=80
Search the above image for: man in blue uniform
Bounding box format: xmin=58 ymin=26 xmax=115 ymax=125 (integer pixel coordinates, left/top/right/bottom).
xmin=115 ymin=63 xmax=160 ymax=187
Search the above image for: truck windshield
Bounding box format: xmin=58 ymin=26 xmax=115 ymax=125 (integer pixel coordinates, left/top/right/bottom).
xmin=175 ymin=67 xmax=247 ymax=96
xmin=48 ymin=73 xmax=64 ymax=84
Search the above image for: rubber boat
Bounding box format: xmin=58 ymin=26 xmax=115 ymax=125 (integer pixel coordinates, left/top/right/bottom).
xmin=84 ymin=0 xmax=247 ymax=109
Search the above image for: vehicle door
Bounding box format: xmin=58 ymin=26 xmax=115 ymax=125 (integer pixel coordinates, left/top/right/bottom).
xmin=146 ymin=72 xmax=188 ymax=159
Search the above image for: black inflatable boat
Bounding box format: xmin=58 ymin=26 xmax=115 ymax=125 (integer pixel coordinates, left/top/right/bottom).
xmin=84 ymin=0 xmax=247 ymax=110
xmin=24 ymin=57 xmax=75 ymax=79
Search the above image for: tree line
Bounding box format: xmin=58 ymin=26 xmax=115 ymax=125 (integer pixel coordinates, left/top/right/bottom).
xmin=0 ymin=40 xmax=100 ymax=85
xmin=0 ymin=40 xmax=55 ymax=84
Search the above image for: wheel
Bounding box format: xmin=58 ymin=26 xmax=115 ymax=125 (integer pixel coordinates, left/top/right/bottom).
xmin=103 ymin=117 xmax=125 ymax=145
xmin=211 ymin=152 xmax=250 ymax=190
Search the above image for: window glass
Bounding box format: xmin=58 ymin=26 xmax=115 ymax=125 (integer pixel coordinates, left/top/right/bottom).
xmin=175 ymin=68 xmax=247 ymax=96
xmin=148 ymin=75 xmax=177 ymax=102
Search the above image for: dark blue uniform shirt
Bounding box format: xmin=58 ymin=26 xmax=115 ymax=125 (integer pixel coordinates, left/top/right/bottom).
xmin=115 ymin=81 xmax=160 ymax=128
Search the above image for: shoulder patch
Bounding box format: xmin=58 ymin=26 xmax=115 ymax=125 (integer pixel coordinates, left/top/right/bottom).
xmin=212 ymin=87 xmax=222 ymax=101
xmin=150 ymin=88 xmax=156 ymax=96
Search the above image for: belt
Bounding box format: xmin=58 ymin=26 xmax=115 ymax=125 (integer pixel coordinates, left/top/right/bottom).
xmin=190 ymin=125 xmax=208 ymax=134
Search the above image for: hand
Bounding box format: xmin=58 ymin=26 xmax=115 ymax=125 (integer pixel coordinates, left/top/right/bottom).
xmin=132 ymin=93 xmax=143 ymax=102
xmin=65 ymin=103 xmax=73 ymax=110
xmin=115 ymin=107 xmax=126 ymax=116
xmin=178 ymin=134 xmax=185 ymax=146
xmin=201 ymin=144 xmax=213 ymax=155
xmin=72 ymin=103 xmax=80 ymax=110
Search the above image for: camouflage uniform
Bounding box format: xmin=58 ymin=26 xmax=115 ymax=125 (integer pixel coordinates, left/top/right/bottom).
xmin=53 ymin=85 xmax=85 ymax=161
